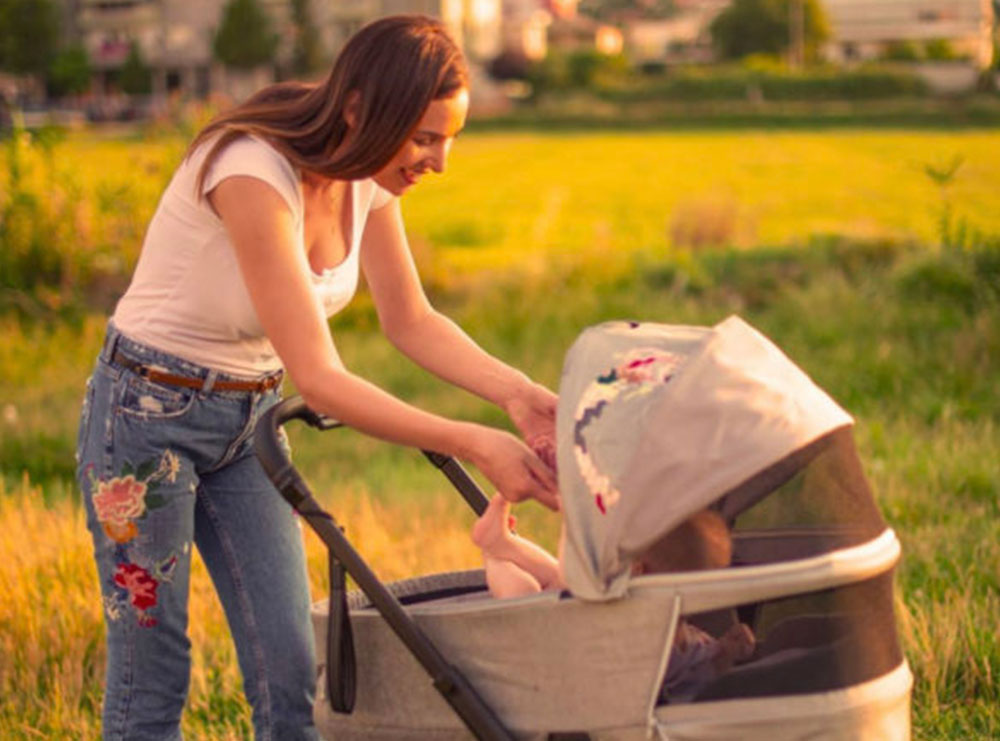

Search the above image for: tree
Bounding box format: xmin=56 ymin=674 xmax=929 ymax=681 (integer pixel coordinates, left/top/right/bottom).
xmin=883 ymin=40 xmax=920 ymax=62
xmin=47 ymin=45 xmax=91 ymax=98
xmin=118 ymin=42 xmax=152 ymax=95
xmin=0 ymin=0 xmax=59 ymax=77
xmin=924 ymin=39 xmax=957 ymax=62
xmin=289 ymin=0 xmax=324 ymax=76
xmin=709 ymin=0 xmax=829 ymax=63
xmin=213 ymin=0 xmax=279 ymax=70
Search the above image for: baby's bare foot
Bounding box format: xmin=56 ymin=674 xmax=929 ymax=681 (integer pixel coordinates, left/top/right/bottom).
xmin=711 ymin=623 xmax=756 ymax=673
xmin=471 ymin=495 xmax=514 ymax=554
xmin=721 ymin=623 xmax=755 ymax=662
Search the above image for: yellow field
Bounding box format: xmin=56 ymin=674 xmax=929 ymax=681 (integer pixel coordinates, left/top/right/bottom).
xmin=2 ymin=126 xmax=999 ymax=738
xmin=4 ymin=127 xmax=1000 ymax=288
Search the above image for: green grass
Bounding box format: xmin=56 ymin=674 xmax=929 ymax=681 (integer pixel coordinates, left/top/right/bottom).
xmin=471 ymin=95 xmax=1000 ymax=131
xmin=1 ymin=128 xmax=999 ymax=738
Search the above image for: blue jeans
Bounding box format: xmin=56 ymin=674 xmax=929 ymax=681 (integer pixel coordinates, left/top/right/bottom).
xmin=76 ymin=324 xmax=318 ymax=740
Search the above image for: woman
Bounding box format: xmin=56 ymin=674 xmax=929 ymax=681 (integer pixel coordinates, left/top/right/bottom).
xmin=76 ymin=15 xmax=558 ymax=740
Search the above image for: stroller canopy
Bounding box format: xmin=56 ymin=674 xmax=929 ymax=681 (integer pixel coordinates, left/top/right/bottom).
xmin=556 ymin=315 xmax=854 ymax=601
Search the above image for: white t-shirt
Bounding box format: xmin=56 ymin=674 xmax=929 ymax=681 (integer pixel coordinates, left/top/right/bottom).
xmin=112 ymin=135 xmax=394 ymax=377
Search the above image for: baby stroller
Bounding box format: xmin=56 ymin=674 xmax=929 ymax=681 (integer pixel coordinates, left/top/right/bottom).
xmin=255 ymin=315 xmax=911 ymax=740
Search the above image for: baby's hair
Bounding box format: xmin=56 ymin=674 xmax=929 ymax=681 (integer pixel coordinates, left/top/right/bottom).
xmin=637 ymin=509 xmax=731 ymax=574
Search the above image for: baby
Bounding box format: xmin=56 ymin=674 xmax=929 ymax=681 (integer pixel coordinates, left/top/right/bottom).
xmin=472 ymin=498 xmax=755 ymax=702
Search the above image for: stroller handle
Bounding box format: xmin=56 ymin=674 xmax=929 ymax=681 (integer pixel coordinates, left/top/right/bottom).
xmin=255 ymin=396 xmax=490 ymax=515
xmin=253 ymin=396 xmax=515 ymax=741
xmin=255 ymin=395 xmax=339 ymax=510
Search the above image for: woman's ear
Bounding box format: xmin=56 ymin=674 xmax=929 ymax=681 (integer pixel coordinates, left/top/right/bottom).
xmin=343 ymin=90 xmax=361 ymax=129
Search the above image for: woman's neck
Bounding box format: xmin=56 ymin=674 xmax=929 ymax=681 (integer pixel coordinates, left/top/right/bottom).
xmin=302 ymin=173 xmax=347 ymax=201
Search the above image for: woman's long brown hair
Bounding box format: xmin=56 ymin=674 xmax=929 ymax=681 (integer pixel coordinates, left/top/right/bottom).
xmin=191 ymin=14 xmax=468 ymax=193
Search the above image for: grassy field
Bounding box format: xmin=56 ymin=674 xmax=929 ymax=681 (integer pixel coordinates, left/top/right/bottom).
xmin=1 ymin=127 xmax=998 ymax=738
xmin=4 ymin=125 xmax=1000 ymax=314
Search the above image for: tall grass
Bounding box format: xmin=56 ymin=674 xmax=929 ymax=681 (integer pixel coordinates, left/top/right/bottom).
xmin=0 ymin=474 xmax=483 ymax=738
xmin=0 ymin=126 xmax=181 ymax=318
xmin=1 ymin=129 xmax=998 ymax=738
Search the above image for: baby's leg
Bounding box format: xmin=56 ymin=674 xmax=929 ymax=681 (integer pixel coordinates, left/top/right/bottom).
xmin=483 ymin=556 xmax=543 ymax=599
xmin=471 ymin=494 xmax=516 ymax=553
xmin=473 ymin=495 xmax=562 ymax=592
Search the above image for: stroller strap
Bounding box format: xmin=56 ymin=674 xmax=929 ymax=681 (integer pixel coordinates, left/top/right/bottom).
xmin=327 ymin=551 xmax=357 ymax=714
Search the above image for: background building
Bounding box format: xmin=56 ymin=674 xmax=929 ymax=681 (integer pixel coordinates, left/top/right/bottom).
xmin=36 ymin=0 xmax=1000 ymax=109
xmin=77 ymin=0 xmax=254 ymax=99
xmin=70 ymin=0 xmax=506 ymax=108
xmin=822 ymin=0 xmax=995 ymax=68
xmin=617 ymin=0 xmax=995 ymax=73
xmin=624 ymin=0 xmax=728 ymax=67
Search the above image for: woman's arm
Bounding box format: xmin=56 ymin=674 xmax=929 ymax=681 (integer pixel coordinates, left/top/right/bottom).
xmin=360 ymin=200 xmax=558 ymax=457
xmin=208 ymin=176 xmax=557 ymax=507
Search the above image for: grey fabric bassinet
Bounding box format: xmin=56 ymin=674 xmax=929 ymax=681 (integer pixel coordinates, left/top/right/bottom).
xmin=312 ymin=532 xmax=908 ymax=739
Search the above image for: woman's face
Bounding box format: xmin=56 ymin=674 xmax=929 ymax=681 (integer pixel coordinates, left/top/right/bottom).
xmin=373 ymin=88 xmax=469 ymax=196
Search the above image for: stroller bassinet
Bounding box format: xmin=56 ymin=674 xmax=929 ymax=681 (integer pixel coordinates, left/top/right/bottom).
xmin=255 ymin=316 xmax=911 ymax=740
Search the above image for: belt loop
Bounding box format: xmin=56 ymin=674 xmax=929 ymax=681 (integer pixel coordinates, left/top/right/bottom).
xmin=102 ymin=323 xmax=122 ymax=363
xmin=202 ymin=369 xmax=219 ymax=394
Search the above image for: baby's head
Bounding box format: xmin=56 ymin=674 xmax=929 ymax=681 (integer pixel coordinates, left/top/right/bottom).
xmin=634 ymin=509 xmax=731 ymax=575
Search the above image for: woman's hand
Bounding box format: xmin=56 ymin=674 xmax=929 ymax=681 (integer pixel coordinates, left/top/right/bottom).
xmin=505 ymin=382 xmax=558 ymax=472
xmin=465 ymin=425 xmax=560 ymax=511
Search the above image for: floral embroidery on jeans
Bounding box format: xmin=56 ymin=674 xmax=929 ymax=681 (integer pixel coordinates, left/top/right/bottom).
xmin=114 ymin=563 xmax=159 ymax=624
xmin=573 ymin=348 xmax=683 ymax=514
xmin=104 ymin=549 xmax=182 ymax=627
xmin=84 ymin=450 xmax=184 ymax=626
xmin=85 ymin=450 xmax=180 ymax=545
xmin=94 ymin=476 xmax=146 ymax=543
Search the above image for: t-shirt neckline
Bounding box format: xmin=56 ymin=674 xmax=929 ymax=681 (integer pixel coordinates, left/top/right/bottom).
xmin=306 ymin=178 xmax=358 ymax=279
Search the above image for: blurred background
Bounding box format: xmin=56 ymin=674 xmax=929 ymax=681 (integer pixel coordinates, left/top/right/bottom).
xmin=1 ymin=1 xmax=998 ymax=739
xmin=0 ymin=0 xmax=998 ymax=127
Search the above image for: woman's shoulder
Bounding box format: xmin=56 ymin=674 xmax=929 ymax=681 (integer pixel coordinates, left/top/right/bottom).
xmin=202 ymin=133 xmax=298 ymax=183
xmin=356 ymin=177 xmax=396 ymax=212
xmin=197 ymin=133 xmax=303 ymax=218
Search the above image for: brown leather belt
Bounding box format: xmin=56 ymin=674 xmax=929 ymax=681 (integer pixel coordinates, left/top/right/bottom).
xmin=113 ymin=351 xmax=282 ymax=392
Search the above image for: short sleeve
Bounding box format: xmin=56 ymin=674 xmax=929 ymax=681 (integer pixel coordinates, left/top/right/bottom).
xmin=369 ymin=182 xmax=396 ymax=211
xmin=200 ymin=135 xmax=303 ymax=224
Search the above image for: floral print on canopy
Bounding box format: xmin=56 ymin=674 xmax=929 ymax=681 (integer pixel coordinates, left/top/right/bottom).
xmin=573 ymin=347 xmax=683 ymax=514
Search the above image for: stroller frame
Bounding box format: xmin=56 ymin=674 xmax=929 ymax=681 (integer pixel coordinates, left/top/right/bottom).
xmin=255 ymin=395 xmax=523 ymax=741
